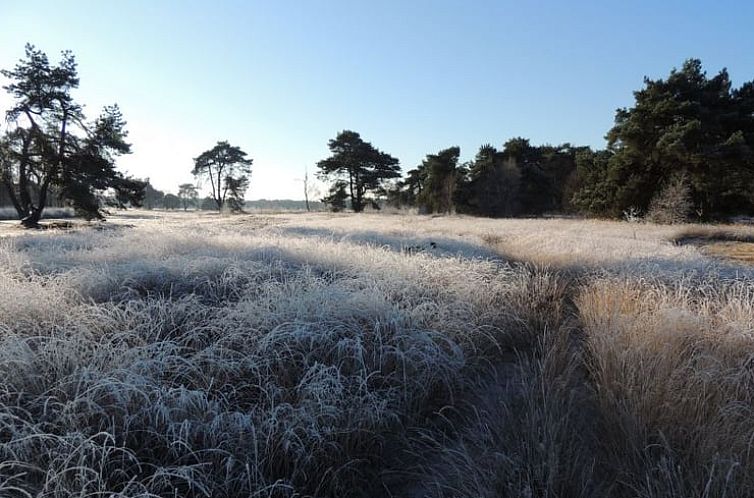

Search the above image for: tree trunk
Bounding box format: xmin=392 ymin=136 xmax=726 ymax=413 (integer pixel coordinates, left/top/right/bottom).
xmin=21 ymin=179 xmax=50 ymax=228
xmin=217 ymin=165 xmax=225 ymax=210
xmin=355 ymin=187 xmax=364 ymax=213
xmin=348 ymin=172 xmax=357 ymax=212
xmin=18 ymin=145 xmax=32 ymax=217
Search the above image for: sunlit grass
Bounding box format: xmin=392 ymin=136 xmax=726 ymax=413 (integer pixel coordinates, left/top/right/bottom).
xmin=694 ymin=241 xmax=754 ymax=264
xmin=0 ymin=210 xmax=753 ymax=497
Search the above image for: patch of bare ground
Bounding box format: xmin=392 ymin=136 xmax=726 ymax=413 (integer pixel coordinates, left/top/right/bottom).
xmin=674 ymin=225 xmax=754 ymax=265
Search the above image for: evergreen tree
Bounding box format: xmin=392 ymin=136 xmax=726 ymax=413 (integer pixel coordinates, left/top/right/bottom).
xmin=465 ymin=144 xmax=521 ymax=216
xmin=177 ymin=183 xmax=199 ymax=210
xmin=316 ymin=130 xmax=400 ymax=212
xmin=142 ymin=181 xmax=165 ymax=210
xmin=0 ymin=44 xmax=144 ymax=226
xmin=192 ymin=141 xmax=252 ymax=212
xmin=577 ymin=59 xmax=754 ymax=219
xmin=225 ymin=175 xmax=249 ymax=212
xmin=322 ymin=181 xmax=348 ymax=212
xmin=571 ymin=149 xmax=615 ymax=216
xmin=416 ymin=147 xmax=461 ymax=214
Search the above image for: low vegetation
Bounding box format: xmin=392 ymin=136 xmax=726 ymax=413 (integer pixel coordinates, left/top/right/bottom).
xmin=0 ymin=211 xmax=753 ymax=497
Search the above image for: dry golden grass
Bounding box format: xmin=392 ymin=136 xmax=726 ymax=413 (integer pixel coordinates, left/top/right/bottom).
xmin=696 ymin=241 xmax=754 ymax=263
xmin=671 ymin=223 xmax=754 ymax=265
xmin=578 ymin=276 xmax=754 ymax=496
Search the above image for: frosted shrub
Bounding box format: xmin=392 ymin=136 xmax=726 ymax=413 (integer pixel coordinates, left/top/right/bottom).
xmin=646 ymin=173 xmax=693 ymax=224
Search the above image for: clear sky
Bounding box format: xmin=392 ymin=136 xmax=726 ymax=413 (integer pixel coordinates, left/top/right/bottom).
xmin=1 ymin=0 xmax=752 ymax=200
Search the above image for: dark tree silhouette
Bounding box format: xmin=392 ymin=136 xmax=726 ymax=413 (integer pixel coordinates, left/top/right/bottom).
xmin=142 ymin=181 xmax=166 ymax=210
xmin=416 ymin=146 xmax=461 ymax=214
xmin=192 ymin=141 xmax=252 ymax=212
xmin=403 ymin=140 xmax=580 ymax=217
xmin=464 ymin=144 xmax=521 ymax=217
xmin=322 ymin=181 xmax=348 ymax=212
xmin=316 ymin=130 xmax=400 ymax=212
xmin=0 ymin=44 xmax=144 ymax=227
xmin=575 ymin=59 xmax=754 ymax=219
xmin=225 ymin=175 xmax=249 ymax=212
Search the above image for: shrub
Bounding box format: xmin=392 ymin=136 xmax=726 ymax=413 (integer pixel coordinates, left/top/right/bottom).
xmin=646 ymin=173 xmax=692 ymax=224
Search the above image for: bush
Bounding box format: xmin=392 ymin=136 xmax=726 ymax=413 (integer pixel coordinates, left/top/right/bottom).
xmin=646 ymin=173 xmax=692 ymax=224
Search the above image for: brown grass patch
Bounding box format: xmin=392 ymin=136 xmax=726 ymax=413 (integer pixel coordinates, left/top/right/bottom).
xmin=699 ymin=241 xmax=754 ymax=264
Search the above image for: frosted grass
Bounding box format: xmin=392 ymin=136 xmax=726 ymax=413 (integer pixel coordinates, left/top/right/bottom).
xmin=1 ymin=210 xmax=753 ymax=497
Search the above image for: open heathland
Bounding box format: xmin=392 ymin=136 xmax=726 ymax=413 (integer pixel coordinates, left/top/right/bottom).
xmin=1 ymin=211 xmax=753 ymax=497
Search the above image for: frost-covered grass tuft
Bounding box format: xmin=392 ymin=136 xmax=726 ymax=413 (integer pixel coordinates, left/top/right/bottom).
xmin=1 ymin=210 xmax=754 ymax=497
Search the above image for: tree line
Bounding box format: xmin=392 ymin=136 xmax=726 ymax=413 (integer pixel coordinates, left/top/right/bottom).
xmin=317 ymin=59 xmax=754 ymax=221
xmin=1 ymin=44 xmax=752 ymax=225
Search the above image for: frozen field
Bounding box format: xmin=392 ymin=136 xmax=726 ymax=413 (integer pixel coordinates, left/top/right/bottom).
xmin=1 ymin=210 xmax=753 ymax=497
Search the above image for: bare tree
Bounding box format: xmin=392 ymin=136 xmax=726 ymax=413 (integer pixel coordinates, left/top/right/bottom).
xmin=646 ymin=172 xmax=692 ymax=224
xmin=302 ymin=167 xmax=321 ymax=212
xmin=304 ymin=168 xmax=310 ymax=212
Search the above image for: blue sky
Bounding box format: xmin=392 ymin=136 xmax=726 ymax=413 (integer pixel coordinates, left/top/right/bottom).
xmin=1 ymin=0 xmax=752 ymax=199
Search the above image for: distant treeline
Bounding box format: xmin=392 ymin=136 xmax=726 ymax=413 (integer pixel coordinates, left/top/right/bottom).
xmin=136 ymin=183 xmax=324 ymax=212
xmin=244 ymin=199 xmax=325 ymax=211
xmin=317 ymin=59 xmax=754 ymax=222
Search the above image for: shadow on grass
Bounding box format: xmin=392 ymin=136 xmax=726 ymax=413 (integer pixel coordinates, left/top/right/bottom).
xmin=277 ymin=226 xmax=505 ymax=261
